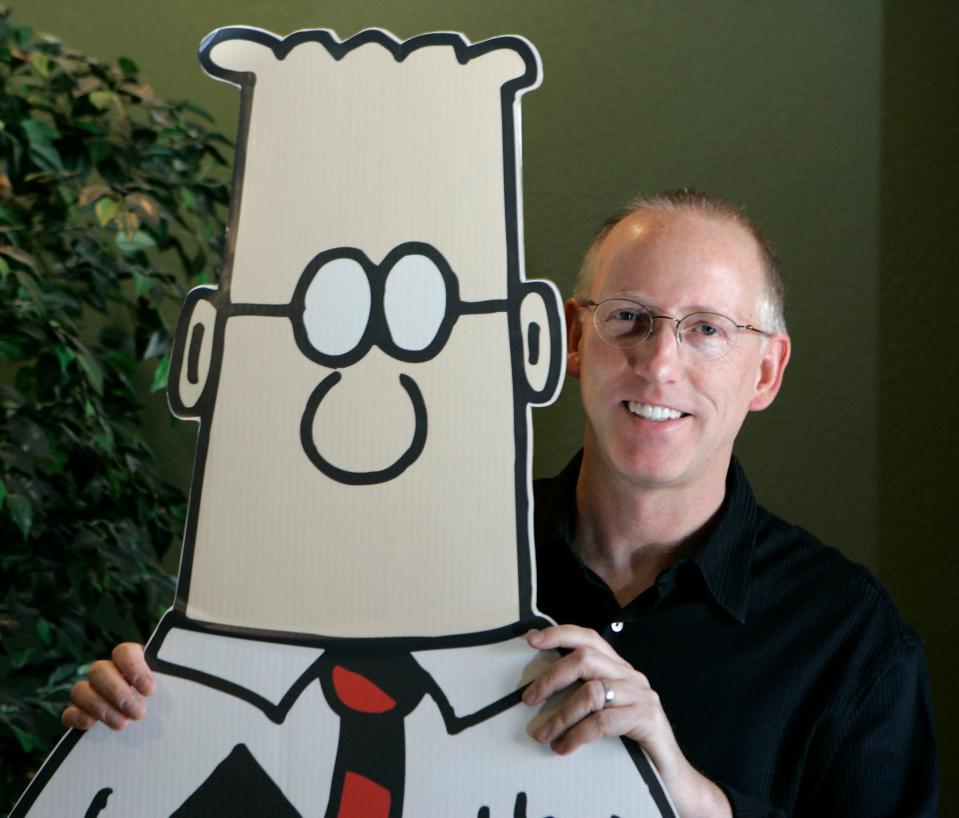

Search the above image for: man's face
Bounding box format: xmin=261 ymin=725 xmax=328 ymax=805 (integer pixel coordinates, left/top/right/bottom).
xmin=566 ymin=208 xmax=790 ymax=494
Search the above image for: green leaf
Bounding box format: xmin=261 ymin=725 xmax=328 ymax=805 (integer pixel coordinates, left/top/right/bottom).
xmin=89 ymin=90 xmax=114 ymax=110
xmin=0 ymin=338 xmax=25 ymax=358
xmin=9 ymin=724 xmax=36 ymax=753
xmin=54 ymin=344 xmax=76 ymax=372
xmin=118 ymin=56 xmax=139 ymax=75
xmin=21 ymin=117 xmax=59 ymax=143
xmin=35 ymin=618 xmax=54 ymax=647
xmin=14 ymin=265 xmax=45 ymax=305
xmin=8 ymin=494 xmax=33 ymax=539
xmin=115 ymin=230 xmax=156 ymax=255
xmin=0 ymin=245 xmax=39 ymax=272
xmin=0 ymin=255 xmax=9 ymax=282
xmin=0 ymin=479 xmax=6 ymax=512
xmin=95 ymin=197 xmax=119 ymax=226
xmin=151 ymin=353 xmax=170 ymax=393
xmin=132 ymin=270 xmax=152 ymax=295
xmin=21 ymin=117 xmax=62 ymax=171
xmin=13 ymin=23 xmax=35 ymax=48
xmin=32 ymin=52 xmax=51 ymax=77
xmin=77 ymin=347 xmax=104 ymax=395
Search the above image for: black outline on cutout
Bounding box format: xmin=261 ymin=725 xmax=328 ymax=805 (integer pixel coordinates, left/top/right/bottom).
xmin=186 ymin=323 xmax=205 ymax=385
xmin=527 ymin=322 xmax=541 ymax=368
xmin=166 ymin=26 xmax=565 ymax=633
xmin=6 ymin=26 xmax=673 ymax=818
xmin=286 ymin=242 xmax=507 ymax=368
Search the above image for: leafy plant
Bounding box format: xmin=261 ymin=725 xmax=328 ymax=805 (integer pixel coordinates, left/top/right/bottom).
xmin=0 ymin=7 xmax=229 ymax=806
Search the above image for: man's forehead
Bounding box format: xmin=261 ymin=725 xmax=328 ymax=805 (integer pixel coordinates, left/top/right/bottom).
xmin=592 ymin=209 xmax=765 ymax=306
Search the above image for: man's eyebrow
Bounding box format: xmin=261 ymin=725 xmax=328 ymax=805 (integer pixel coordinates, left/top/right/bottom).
xmin=601 ymin=292 xmax=727 ymax=315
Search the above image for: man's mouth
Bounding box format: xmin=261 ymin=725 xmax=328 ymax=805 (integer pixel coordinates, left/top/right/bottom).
xmin=625 ymin=401 xmax=686 ymax=421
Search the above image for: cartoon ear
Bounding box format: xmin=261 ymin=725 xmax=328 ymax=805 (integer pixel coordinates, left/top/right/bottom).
xmin=167 ymin=287 xmax=219 ymax=419
xmin=518 ymin=280 xmax=565 ymax=406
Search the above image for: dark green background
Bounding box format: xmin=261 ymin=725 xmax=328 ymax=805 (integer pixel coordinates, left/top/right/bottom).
xmin=16 ymin=0 xmax=957 ymax=809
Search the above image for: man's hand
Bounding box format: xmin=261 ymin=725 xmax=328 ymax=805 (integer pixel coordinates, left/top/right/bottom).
xmin=61 ymin=643 xmax=153 ymax=731
xmin=523 ymin=625 xmax=731 ymax=818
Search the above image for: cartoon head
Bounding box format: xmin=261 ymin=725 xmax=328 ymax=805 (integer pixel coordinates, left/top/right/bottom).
xmin=166 ymin=29 xmax=563 ymax=642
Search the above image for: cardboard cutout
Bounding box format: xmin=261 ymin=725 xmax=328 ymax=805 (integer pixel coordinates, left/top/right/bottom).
xmin=12 ymin=28 xmax=676 ymax=818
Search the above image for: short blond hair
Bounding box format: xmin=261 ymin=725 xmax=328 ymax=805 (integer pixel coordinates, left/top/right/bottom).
xmin=574 ymin=189 xmax=786 ymax=333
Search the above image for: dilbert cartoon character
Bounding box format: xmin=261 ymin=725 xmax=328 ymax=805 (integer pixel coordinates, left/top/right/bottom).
xmin=12 ymin=28 xmax=675 ymax=818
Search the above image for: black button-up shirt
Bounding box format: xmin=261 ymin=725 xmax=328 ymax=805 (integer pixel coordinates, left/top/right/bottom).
xmin=534 ymin=452 xmax=938 ymax=817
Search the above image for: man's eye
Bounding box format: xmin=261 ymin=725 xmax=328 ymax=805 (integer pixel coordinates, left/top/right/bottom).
xmin=302 ymin=257 xmax=371 ymax=356
xmin=684 ymin=318 xmax=728 ymax=341
xmin=610 ymin=310 xmax=641 ymax=322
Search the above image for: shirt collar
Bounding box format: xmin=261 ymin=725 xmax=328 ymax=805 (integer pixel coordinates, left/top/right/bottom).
xmin=156 ymin=624 xmax=542 ymax=718
xmin=685 ymin=455 xmax=758 ymax=624
xmin=537 ymin=450 xmax=758 ymax=625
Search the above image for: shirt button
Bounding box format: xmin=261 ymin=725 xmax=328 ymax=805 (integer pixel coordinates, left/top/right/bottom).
xmin=610 ymin=621 xmax=624 ymax=633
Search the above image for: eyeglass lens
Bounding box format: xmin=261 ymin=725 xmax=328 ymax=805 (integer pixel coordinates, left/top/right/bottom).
xmin=592 ymin=299 xmax=737 ymax=359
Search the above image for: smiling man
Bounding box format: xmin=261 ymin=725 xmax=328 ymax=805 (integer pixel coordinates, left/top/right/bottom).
xmin=523 ymin=189 xmax=937 ymax=816
xmin=61 ymin=190 xmax=938 ymax=817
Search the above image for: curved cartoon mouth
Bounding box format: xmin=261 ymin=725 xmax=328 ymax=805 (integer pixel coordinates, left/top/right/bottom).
xmin=301 ymin=372 xmax=428 ymax=485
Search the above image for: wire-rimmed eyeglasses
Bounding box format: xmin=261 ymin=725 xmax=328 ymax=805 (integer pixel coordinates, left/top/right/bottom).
xmin=579 ymin=297 xmax=770 ymax=361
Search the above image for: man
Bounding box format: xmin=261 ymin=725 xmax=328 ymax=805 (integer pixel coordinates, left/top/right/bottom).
xmin=62 ymin=189 xmax=938 ymax=816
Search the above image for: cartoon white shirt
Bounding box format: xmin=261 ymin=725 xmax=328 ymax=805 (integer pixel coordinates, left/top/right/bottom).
xmin=15 ymin=616 xmax=675 ymax=818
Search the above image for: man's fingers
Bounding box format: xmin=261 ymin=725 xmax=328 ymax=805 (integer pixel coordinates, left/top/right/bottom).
xmin=531 ymin=674 xmax=670 ymax=755
xmin=111 ymin=642 xmax=154 ymax=696
xmin=528 ymin=624 xmax=613 ymax=654
xmin=60 ymin=642 xmax=152 ymax=730
xmin=533 ymin=678 xmax=611 ymax=742
xmin=523 ymin=651 xmax=620 ymax=705
xmin=88 ymin=659 xmax=147 ymax=719
xmin=550 ymin=706 xmax=629 ymax=755
xmin=61 ymin=704 xmax=97 ymax=731
xmin=522 ymin=646 xmax=634 ymax=706
xmin=68 ymin=681 xmax=130 ymax=731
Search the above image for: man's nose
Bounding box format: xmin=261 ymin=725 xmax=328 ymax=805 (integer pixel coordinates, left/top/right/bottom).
xmin=627 ymin=319 xmax=682 ymax=382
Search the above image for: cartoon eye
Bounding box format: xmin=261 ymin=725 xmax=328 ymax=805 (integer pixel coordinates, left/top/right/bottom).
xmin=302 ymin=257 xmax=371 ymax=356
xmin=384 ymin=254 xmax=447 ymax=351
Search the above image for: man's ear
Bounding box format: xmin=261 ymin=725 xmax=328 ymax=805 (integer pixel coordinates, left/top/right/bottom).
xmin=168 ymin=287 xmax=219 ymax=419
xmin=518 ymin=281 xmax=565 ymax=406
xmin=565 ymin=298 xmax=584 ymax=379
xmin=749 ymin=332 xmax=791 ymax=411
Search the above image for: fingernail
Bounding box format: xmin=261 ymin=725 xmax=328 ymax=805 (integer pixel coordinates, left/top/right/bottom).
xmin=535 ymin=724 xmax=550 ymax=742
xmin=120 ymin=693 xmax=145 ymax=719
xmin=133 ymin=674 xmax=154 ymax=695
xmin=105 ymin=710 xmax=127 ymax=730
xmin=528 ymin=629 xmax=543 ymax=646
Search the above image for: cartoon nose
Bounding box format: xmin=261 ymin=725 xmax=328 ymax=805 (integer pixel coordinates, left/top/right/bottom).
xmin=300 ymin=352 xmax=427 ymax=485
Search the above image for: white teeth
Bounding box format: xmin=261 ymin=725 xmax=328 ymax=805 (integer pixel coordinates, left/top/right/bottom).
xmin=627 ymin=401 xmax=683 ymax=421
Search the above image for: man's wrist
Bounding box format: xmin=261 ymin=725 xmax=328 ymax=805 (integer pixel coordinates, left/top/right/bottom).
xmin=656 ymin=754 xmax=732 ymax=818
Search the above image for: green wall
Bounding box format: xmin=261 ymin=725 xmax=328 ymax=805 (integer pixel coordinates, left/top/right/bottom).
xmin=880 ymin=1 xmax=958 ymax=811
xmin=16 ymin=0 xmax=955 ymax=807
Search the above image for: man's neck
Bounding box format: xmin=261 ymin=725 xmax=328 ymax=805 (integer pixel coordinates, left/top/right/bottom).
xmin=573 ymin=445 xmax=728 ymax=608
